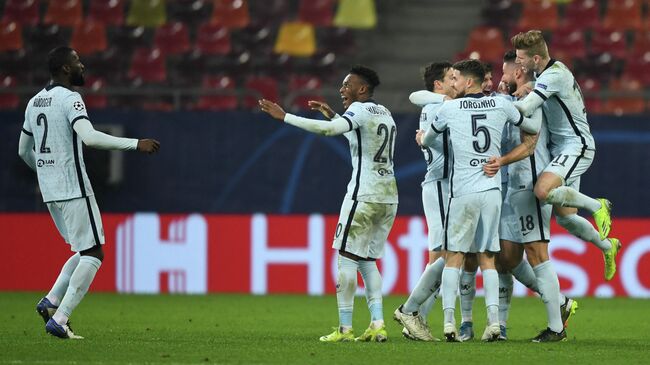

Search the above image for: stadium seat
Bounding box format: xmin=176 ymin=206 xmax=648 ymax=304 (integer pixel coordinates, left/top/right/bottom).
xmin=243 ymin=75 xmax=279 ymax=108
xmin=0 ymin=21 xmax=23 ymax=52
xmin=43 ymin=0 xmax=83 ymax=27
xmin=128 ymin=47 xmax=167 ymax=83
xmin=211 ymin=0 xmax=250 ymax=29
xmin=195 ymin=75 xmax=238 ymax=110
xmin=481 ymin=0 xmax=517 ymax=29
xmin=273 ymin=21 xmax=316 ymax=57
xmin=195 ymin=23 xmax=231 ymax=55
xmin=88 ymin=0 xmax=125 ymax=25
xmin=550 ymin=25 xmax=587 ymax=66
xmin=126 ymin=0 xmax=167 ymax=28
xmin=0 ymin=75 xmax=20 ymax=110
xmin=461 ymin=26 xmax=506 ymax=63
xmin=26 ymin=25 xmax=69 ymax=58
xmin=630 ymin=30 xmax=650 ymax=57
xmin=561 ymin=0 xmax=601 ymax=30
xmin=0 ymin=49 xmax=30 ymax=77
xmin=168 ymin=0 xmax=210 ymax=26
xmin=235 ymin=21 xmax=273 ymax=54
xmin=622 ymin=52 xmax=650 ymax=86
xmin=287 ymin=74 xmax=324 ymax=111
xmin=154 ymin=22 xmax=191 ymax=56
xmin=70 ymin=21 xmax=108 ymax=56
xmin=109 ymin=25 xmax=150 ymax=54
xmin=577 ymin=76 xmax=603 ymax=114
xmin=298 ymin=0 xmax=334 ymax=27
xmin=602 ymin=0 xmax=642 ymax=31
xmin=334 ymin=0 xmax=377 ymax=29
xmin=82 ymin=76 xmax=108 ymax=109
xmin=1 ymin=0 xmax=40 ymax=26
xmin=602 ymin=77 xmax=645 ymax=115
xmin=249 ymin=0 xmax=289 ymax=21
xmin=319 ymin=27 xmax=355 ymax=54
xmin=589 ymin=28 xmax=628 ymax=59
xmin=516 ymin=0 xmax=558 ymax=31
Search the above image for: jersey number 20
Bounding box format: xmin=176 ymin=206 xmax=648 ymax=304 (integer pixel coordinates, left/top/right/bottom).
xmin=374 ymin=123 xmax=396 ymax=163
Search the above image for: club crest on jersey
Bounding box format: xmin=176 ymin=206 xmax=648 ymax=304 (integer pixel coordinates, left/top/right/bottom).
xmin=73 ymin=101 xmax=85 ymax=111
xmin=537 ymin=83 xmax=548 ymax=90
xmin=344 ymin=111 xmax=355 ymax=117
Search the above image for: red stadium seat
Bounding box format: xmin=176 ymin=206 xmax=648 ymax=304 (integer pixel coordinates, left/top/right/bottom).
xmin=298 ymin=0 xmax=334 ymax=27
xmin=128 ymin=47 xmax=167 ymax=83
xmin=82 ymin=76 xmax=108 ymax=109
xmin=602 ymin=77 xmax=645 ymax=115
xmin=577 ymin=77 xmax=603 ymax=114
xmin=70 ymin=21 xmax=108 ymax=56
xmin=0 ymin=21 xmax=23 ymax=52
xmin=195 ymin=23 xmax=231 ymax=55
xmin=43 ymin=0 xmax=83 ymax=27
xmin=602 ymin=0 xmax=642 ymax=31
xmin=211 ymin=0 xmax=250 ymax=29
xmin=589 ymin=28 xmax=628 ymax=59
xmin=561 ymin=0 xmax=601 ymax=30
xmin=88 ymin=0 xmax=125 ymax=26
xmin=481 ymin=0 xmax=517 ymax=29
xmin=168 ymin=0 xmax=210 ymax=26
xmin=550 ymin=25 xmax=587 ymax=66
xmin=243 ymin=75 xmax=278 ymax=108
xmin=195 ymin=75 xmax=238 ymax=111
xmin=622 ymin=51 xmax=650 ymax=86
xmin=154 ymin=22 xmax=191 ymax=56
xmin=630 ymin=30 xmax=650 ymax=57
xmin=287 ymin=74 xmax=323 ymax=110
xmin=461 ymin=26 xmax=506 ymax=63
xmin=517 ymin=0 xmax=559 ymax=31
xmin=1 ymin=0 xmax=40 ymax=26
xmin=0 ymin=75 xmax=20 ymax=110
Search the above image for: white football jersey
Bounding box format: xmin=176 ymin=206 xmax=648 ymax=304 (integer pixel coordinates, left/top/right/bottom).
xmin=433 ymin=93 xmax=523 ymax=197
xmin=22 ymin=84 xmax=94 ymax=202
xmin=533 ymin=60 xmax=595 ymax=156
xmin=419 ymin=101 xmax=450 ymax=185
xmin=504 ymin=113 xmax=551 ymax=191
xmin=340 ymin=100 xmax=398 ymax=204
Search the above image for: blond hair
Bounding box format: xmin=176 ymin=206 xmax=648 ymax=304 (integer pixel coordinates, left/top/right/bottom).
xmin=511 ymin=30 xmax=549 ymax=58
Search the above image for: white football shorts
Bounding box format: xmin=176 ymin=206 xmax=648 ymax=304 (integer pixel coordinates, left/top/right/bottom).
xmin=47 ymin=195 xmax=105 ymax=252
xmin=422 ymin=179 xmax=448 ymax=251
xmin=445 ymin=189 xmax=501 ymax=253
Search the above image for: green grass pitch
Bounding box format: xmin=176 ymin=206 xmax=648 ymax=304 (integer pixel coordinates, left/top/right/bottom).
xmin=1 ymin=293 xmax=649 ymax=364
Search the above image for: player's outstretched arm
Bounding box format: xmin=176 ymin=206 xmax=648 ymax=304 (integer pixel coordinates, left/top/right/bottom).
xmin=518 ymin=107 xmax=542 ymax=134
xmin=513 ymin=91 xmax=544 ymax=117
xmin=307 ymin=100 xmax=336 ymax=120
xmin=73 ymin=119 xmax=160 ymax=153
xmin=18 ymin=131 xmax=36 ymax=170
xmin=483 ymin=131 xmax=540 ymax=177
xmin=259 ymin=99 xmax=350 ymax=136
xmin=409 ymin=90 xmax=447 ymax=107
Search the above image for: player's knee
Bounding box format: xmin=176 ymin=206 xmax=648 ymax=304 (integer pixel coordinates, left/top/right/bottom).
xmin=534 ymin=184 xmax=550 ymax=202
xmin=80 ymin=245 xmax=104 ymax=262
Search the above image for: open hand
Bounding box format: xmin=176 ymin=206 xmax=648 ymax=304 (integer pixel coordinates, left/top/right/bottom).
xmin=259 ymin=99 xmax=286 ymax=120
xmin=308 ymin=100 xmax=335 ymax=119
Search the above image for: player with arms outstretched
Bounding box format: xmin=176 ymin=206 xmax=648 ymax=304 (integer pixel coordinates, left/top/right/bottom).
xmin=259 ymin=65 xmax=398 ymax=343
xmin=19 ymin=46 xmax=160 ymax=339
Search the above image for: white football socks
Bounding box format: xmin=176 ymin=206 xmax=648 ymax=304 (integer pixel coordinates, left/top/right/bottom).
xmin=46 ymin=253 xmax=80 ymax=306
xmin=358 ymin=260 xmax=383 ymax=327
xmin=557 ymin=214 xmax=612 ymax=252
xmin=533 ymin=260 xmax=563 ymax=333
xmin=53 ymin=255 xmax=102 ymax=325
xmin=442 ymin=267 xmax=460 ymax=326
xmin=498 ymin=273 xmax=513 ymax=327
xmin=336 ymin=255 xmax=358 ymax=330
xmin=459 ymin=269 xmax=476 ymax=323
xmin=403 ymin=257 xmax=445 ymax=314
xmin=483 ymin=269 xmax=500 ymax=326
xmin=512 ymin=260 xmax=539 ymax=292
xmin=546 ymin=186 xmax=602 ymax=213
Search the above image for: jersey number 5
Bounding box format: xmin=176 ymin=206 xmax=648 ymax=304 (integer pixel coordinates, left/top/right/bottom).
xmin=471 ymin=114 xmax=491 ymax=153
xmin=374 ymin=123 xmax=396 ymax=163
xmin=36 ymin=113 xmax=51 ymax=153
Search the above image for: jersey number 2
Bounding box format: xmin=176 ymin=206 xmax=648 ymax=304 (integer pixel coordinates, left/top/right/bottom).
xmin=36 ymin=113 xmax=51 ymax=153
xmin=374 ymin=123 xmax=396 ymax=163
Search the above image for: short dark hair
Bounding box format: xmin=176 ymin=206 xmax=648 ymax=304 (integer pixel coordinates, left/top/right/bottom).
xmin=482 ymin=62 xmax=493 ymax=74
xmin=48 ymin=46 xmax=74 ymax=76
xmin=349 ymin=65 xmax=380 ymax=95
xmin=422 ymin=61 xmax=452 ymax=92
xmin=503 ymin=50 xmax=517 ymax=63
xmin=452 ymin=59 xmax=485 ymax=85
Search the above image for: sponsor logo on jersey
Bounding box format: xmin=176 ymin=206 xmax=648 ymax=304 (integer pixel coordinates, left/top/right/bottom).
xmin=344 ymin=111 xmax=355 ymax=117
xmin=469 ymin=158 xmax=489 ymax=167
xmin=377 ymin=168 xmax=394 ymax=176
xmin=36 ymin=159 xmax=55 ymax=167
xmin=537 ymin=83 xmax=548 ymax=90
xmin=73 ymin=101 xmax=85 ymax=111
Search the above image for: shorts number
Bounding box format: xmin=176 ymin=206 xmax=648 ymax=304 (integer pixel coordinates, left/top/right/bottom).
xmin=374 ymin=123 xmax=396 ymax=163
xmin=422 ymin=146 xmax=433 ymax=165
xmin=519 ymin=215 xmax=535 ymax=231
xmin=471 ymin=114 xmax=491 ymax=153
xmin=551 ymin=154 xmax=569 ymax=167
xmin=36 ymin=113 xmax=51 ymax=153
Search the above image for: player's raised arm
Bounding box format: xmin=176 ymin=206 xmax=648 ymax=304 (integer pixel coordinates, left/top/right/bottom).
xmin=513 ymin=91 xmax=544 ymax=117
xmin=72 ymin=119 xmax=160 ymax=154
xmin=307 ymin=100 xmax=336 ymax=120
xmin=259 ymin=99 xmax=352 ymax=137
xmin=409 ymin=90 xmax=447 ymax=107
xmin=18 ymin=129 xmax=36 ymax=170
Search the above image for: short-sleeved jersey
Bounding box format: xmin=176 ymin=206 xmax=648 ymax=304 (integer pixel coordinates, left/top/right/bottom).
xmin=433 ymin=93 xmax=523 ymax=197
xmin=419 ymin=101 xmax=450 ymax=185
xmin=22 ymin=84 xmax=94 ymax=202
xmin=532 ymin=60 xmax=595 ymax=156
xmin=340 ymin=100 xmax=398 ymax=204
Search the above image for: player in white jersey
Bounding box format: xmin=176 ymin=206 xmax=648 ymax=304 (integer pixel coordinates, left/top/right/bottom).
xmin=508 ymin=30 xmax=621 ymax=284
xmin=18 ymin=47 xmax=160 ymax=339
xmin=486 ymin=50 xmax=577 ymax=342
xmin=259 ymin=65 xmax=398 ymax=343
xmin=417 ymin=59 xmax=541 ymax=342
xmin=393 ymin=62 xmax=456 ymax=342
